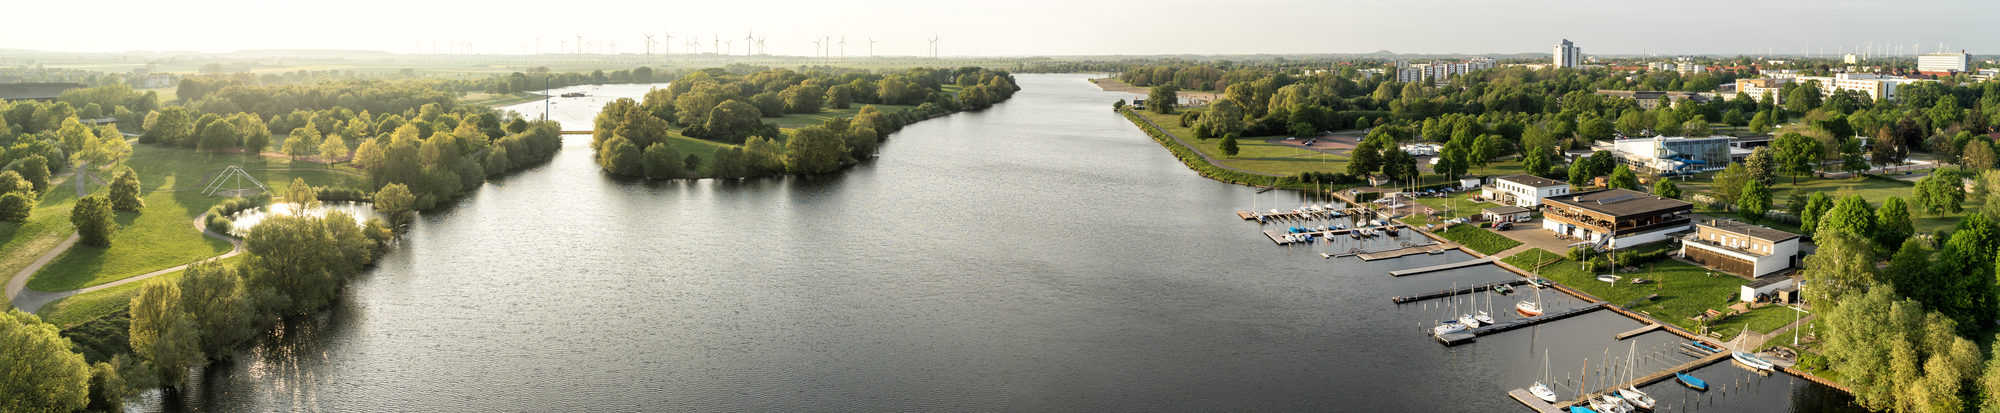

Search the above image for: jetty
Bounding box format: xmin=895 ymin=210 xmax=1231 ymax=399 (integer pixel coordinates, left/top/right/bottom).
xmin=1235 ymin=208 xmax=1370 ymax=223
xmin=1557 ymin=350 xmax=1730 ymax=408
xmin=1390 ymin=279 xmax=1528 ymax=304
xmin=1387 ymin=257 xmax=1494 ymax=275
xmin=1259 ymin=225 xmax=1413 ymax=245
xmin=1613 ymin=323 xmax=1665 ymax=340
xmin=1435 ymin=302 xmax=1608 ymax=346
xmin=1506 ymin=388 xmax=1566 ymax=413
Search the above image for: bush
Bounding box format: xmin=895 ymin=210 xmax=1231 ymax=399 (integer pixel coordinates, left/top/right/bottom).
xmin=206 ymin=216 xmax=234 ymax=234
xmin=314 ymin=186 xmax=370 ymax=203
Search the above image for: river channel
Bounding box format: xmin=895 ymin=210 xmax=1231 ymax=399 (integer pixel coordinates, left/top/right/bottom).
xmin=158 ymin=74 xmax=1862 ymax=412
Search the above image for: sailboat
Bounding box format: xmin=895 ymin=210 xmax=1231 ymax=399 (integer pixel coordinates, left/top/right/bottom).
xmin=1458 ymin=313 xmax=1481 ymax=328
xmin=1733 ymin=352 xmax=1775 ymax=371
xmin=1616 ymin=342 xmax=1657 ymax=410
xmin=1530 ymin=349 xmax=1559 ymax=403
xmin=1474 ymin=290 xmax=1495 ymax=325
xmin=1516 ymin=278 xmax=1545 ymax=316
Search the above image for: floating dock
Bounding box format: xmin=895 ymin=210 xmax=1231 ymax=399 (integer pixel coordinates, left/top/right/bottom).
xmin=1435 ymin=302 xmax=1608 ymax=346
xmin=1506 ymin=388 xmax=1566 ymax=413
xmin=1235 ymin=208 xmax=1369 ymax=223
xmin=1391 ymin=279 xmax=1528 ymax=304
xmin=1559 ymin=351 xmax=1730 ymax=408
xmin=1387 ymin=257 xmax=1494 ymax=276
xmin=1613 ymin=323 xmax=1665 ymax=340
xmin=1259 ymin=225 xmax=1412 ymax=245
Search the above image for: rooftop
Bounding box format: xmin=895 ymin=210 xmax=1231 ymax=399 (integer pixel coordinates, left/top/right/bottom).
xmin=1483 ymin=205 xmax=1530 ymax=215
xmin=1543 ymin=188 xmax=1692 ymax=217
xmin=1495 ymin=174 xmax=1566 ymax=188
xmin=1699 ymin=219 xmax=1800 ymax=243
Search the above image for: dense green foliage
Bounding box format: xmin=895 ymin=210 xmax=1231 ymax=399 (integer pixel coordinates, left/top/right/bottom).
xmin=0 ymin=309 xmax=91 ymax=412
xmin=70 ymin=195 xmax=117 ymax=247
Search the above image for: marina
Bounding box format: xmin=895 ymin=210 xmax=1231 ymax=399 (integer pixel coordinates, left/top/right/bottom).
xmin=1434 ymin=301 xmax=1608 ymax=345
xmin=1387 ymin=257 xmax=1496 ymax=276
xmin=1612 ymin=323 xmax=1665 ymax=340
xmin=1390 ymin=279 xmax=1531 ymax=304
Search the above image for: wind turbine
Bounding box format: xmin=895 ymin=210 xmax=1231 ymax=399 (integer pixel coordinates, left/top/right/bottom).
xmin=744 ymin=31 xmax=756 ymax=56
xmin=838 ymin=36 xmax=847 ymax=59
xmin=722 ymin=39 xmax=733 ymax=56
xmin=928 ymin=34 xmax=940 ymax=58
xmin=574 ymin=33 xmax=584 ymax=54
xmin=608 ymin=39 xmax=618 ymax=54
xmin=689 ymin=35 xmax=701 ymax=55
xmin=558 ymin=38 xmax=569 ymax=55
xmin=756 ymin=36 xmax=766 ymax=55
xmin=868 ymin=37 xmax=878 ymax=58
xmin=663 ymin=32 xmax=674 ymax=55
xmin=643 ymin=34 xmax=654 ymax=55
xmin=713 ymin=33 xmax=719 ymax=56
xmin=813 ymin=38 xmax=823 ymax=60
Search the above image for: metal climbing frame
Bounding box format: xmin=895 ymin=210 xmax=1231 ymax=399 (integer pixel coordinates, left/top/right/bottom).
xmin=200 ymin=166 xmax=268 ymax=196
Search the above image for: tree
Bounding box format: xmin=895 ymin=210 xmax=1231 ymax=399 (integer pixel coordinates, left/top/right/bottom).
xmin=1346 ymin=138 xmax=1382 ymax=177
xmin=1749 ymin=111 xmax=1771 ymax=135
xmin=1615 ymin=110 xmax=1645 ymax=136
xmin=10 ymin=155 xmax=51 ymax=194
xmin=1737 ymin=180 xmax=1771 ymax=223
xmin=1434 ymin=143 xmax=1469 ymax=178
xmin=175 ymin=262 xmax=250 ymax=363
xmin=642 ymin=143 xmax=685 ymax=180
xmin=1568 ymin=158 xmax=1594 ymax=187
xmin=1872 ymin=127 xmax=1908 ymax=172
xmin=1803 ymin=231 xmax=1880 ymax=306
xmin=1147 ymin=85 xmax=1179 ymax=114
xmin=129 ymin=280 xmax=200 ymax=386
xmin=372 ymin=183 xmax=414 ymax=227
xmin=1915 ymin=173 xmax=1966 ymax=216
xmin=1523 ymin=146 xmax=1553 ymax=177
xmin=1877 ymin=196 xmax=1914 ymax=249
xmin=1744 ymin=146 xmax=1777 ymax=186
xmin=784 ymin=126 xmax=848 ymax=174
xmin=1818 ymin=195 xmax=1875 ymax=239
xmin=1773 ymin=132 xmax=1821 ymax=184
xmin=0 ymin=192 xmax=27 ymax=222
xmin=0 ymin=309 xmax=91 ymax=411
xmin=318 ymin=134 xmax=349 ymax=163
xmin=1380 ymin=148 xmax=1418 ymax=183
xmin=71 ymin=195 xmax=117 ymax=247
xmin=1652 ymin=179 xmax=1680 ymax=199
xmin=1219 ymin=133 xmax=1240 ymax=157
xmin=109 ymin=170 xmax=143 ymax=211
xmin=1681 ymin=116 xmax=1711 ymax=138
xmin=1471 ymin=134 xmax=1505 ymax=167
xmin=1712 ymin=163 xmax=1751 ymax=205
xmin=140 ymin=106 xmax=195 ymax=145
xmin=597 ymin=136 xmax=643 ymax=176
xmin=1840 ymin=137 xmax=1870 ymax=175
xmin=1607 ymin=164 xmax=1638 ymax=190
xmin=1964 ymin=139 xmax=1997 ymax=171
xmin=283 ymin=126 xmax=319 ymax=160
xmin=1197 ymin=100 xmax=1246 ymax=138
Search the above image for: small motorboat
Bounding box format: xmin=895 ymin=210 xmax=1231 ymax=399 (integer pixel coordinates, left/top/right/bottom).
xmin=1617 ymin=387 xmax=1656 ymax=411
xmin=1569 ymin=407 xmax=1601 ymax=413
xmin=1494 ymin=285 xmax=1514 ymax=294
xmin=1733 ymin=352 xmax=1775 ymax=371
xmin=1596 ymin=274 xmax=1621 ymax=283
xmin=1516 ymin=300 xmax=1544 ymax=317
xmin=1458 ymin=313 xmax=1481 ymax=328
xmin=1690 ymin=341 xmax=1723 ymax=354
xmin=1474 ymin=310 xmax=1495 ymax=326
xmin=1675 ymin=372 xmax=1708 ymax=391
xmin=1427 ymin=249 xmax=1445 ymax=255
xmin=1530 ymin=381 xmax=1559 ymax=403
xmin=1432 ymin=320 xmax=1467 ymax=336
xmin=1320 ymin=252 xmax=1333 ymax=259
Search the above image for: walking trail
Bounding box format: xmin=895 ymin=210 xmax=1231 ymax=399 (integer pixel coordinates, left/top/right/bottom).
xmin=5 ymin=163 xmax=245 ymax=313
xmin=1125 ymin=109 xmax=1279 ymax=178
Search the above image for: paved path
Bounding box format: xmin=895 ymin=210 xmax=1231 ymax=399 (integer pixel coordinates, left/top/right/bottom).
xmin=1124 ymin=109 xmax=1279 ymax=177
xmin=6 ymin=161 xmax=246 ymax=313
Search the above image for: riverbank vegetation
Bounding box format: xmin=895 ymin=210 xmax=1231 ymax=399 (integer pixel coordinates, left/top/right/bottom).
xmin=588 ymin=66 xmax=1019 ymax=179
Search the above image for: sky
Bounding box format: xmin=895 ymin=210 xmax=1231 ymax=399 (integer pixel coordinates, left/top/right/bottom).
xmin=7 ymin=0 xmax=1996 ymax=57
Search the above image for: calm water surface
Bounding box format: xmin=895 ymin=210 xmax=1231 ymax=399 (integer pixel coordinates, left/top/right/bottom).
xmin=160 ymin=74 xmax=1862 ymax=412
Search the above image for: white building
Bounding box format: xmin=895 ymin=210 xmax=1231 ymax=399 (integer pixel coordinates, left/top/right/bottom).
xmin=1606 ymin=136 xmax=1734 ymax=174
xmin=1396 ymin=58 xmax=1495 ymax=85
xmin=1681 ymin=219 xmax=1802 ymax=279
xmin=1792 ymin=73 xmax=1931 ymax=101
xmin=1480 ymin=175 xmax=1571 ymax=208
xmin=1843 ymin=54 xmax=1859 ymax=64
xmin=1919 ymin=52 xmax=1971 ymax=73
xmin=1554 ymin=39 xmax=1582 ymax=69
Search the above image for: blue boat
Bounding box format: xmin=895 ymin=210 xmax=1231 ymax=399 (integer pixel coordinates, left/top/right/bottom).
xmin=1676 ymin=372 xmax=1708 ymax=391
xmin=1568 ymin=406 xmax=1600 ymax=413
xmin=1690 ymin=341 xmax=1723 ymax=353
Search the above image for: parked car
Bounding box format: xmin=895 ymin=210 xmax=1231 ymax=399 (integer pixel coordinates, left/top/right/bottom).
xmin=1496 ymin=222 xmax=1514 ymax=230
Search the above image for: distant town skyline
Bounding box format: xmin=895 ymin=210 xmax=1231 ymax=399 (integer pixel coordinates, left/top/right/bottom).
xmin=7 ymin=0 xmax=1996 ymax=57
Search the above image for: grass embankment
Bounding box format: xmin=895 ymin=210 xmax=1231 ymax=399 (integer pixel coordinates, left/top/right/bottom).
xmin=1438 ymin=224 xmax=1521 ymax=255
xmin=1129 ymin=109 xmax=1353 ymax=176
xmin=1120 ymin=109 xmax=1289 ymax=186
xmin=462 ymin=92 xmax=546 ymax=108
xmin=39 ymin=254 xmax=246 ymax=327
xmin=1414 ymin=193 xmax=1499 ymax=220
xmin=1502 ymin=246 xmax=1750 ymax=332
xmin=1705 ymin=305 xmax=1800 ymax=341
xmin=27 ymin=144 xmax=370 ymax=292
xmin=0 ymin=177 xmax=88 ymax=309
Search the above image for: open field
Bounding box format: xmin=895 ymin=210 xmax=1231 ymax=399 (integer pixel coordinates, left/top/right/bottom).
xmin=1502 ymin=247 xmax=1749 ymax=332
xmin=38 ymin=254 xmax=246 ymax=327
xmin=1438 ymin=224 xmax=1520 ymax=255
xmin=0 ymin=177 xmax=89 ymax=310
xmin=1129 ymin=109 xmax=1352 ymax=176
xmin=766 ymin=104 xmax=921 ymax=130
xmin=1677 ymin=173 xmax=1979 ymax=233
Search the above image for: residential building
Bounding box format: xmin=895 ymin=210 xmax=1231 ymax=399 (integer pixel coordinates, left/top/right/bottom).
xmin=1604 ymin=136 xmax=1733 ymax=174
xmin=1680 ymin=218 xmax=1802 ymax=279
xmin=1554 ymin=39 xmax=1582 ymax=69
xmin=1594 ymin=90 xmax=1707 ymax=110
xmin=1918 ymin=52 xmax=1971 ymax=73
xmin=1792 ymin=73 xmax=1930 ymax=101
xmin=1396 ymin=58 xmax=1495 ymax=85
xmin=1735 ymin=78 xmax=1790 ymax=103
xmin=1480 ymin=175 xmax=1571 ymax=208
xmin=1843 ymin=54 xmax=1859 ymax=64
xmin=1539 ymin=189 xmax=1694 ymax=249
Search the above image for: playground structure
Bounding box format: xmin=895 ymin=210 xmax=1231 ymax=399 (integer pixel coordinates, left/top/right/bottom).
xmin=201 ymin=166 xmax=268 ymax=197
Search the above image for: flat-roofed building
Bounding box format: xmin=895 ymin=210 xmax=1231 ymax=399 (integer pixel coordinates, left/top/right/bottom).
xmin=1680 ymin=218 xmax=1801 ymax=279
xmin=1919 ymin=52 xmax=1970 ymax=73
xmin=1480 ymin=175 xmax=1571 ymax=208
xmin=1540 ymin=189 xmax=1694 ymax=249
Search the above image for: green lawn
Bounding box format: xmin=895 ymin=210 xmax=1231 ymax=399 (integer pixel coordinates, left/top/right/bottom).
xmin=1415 ymin=193 xmax=1498 ymax=220
xmin=0 ymin=177 xmax=89 ymax=309
xmin=38 ymin=254 xmax=246 ymax=327
xmin=766 ymin=104 xmax=921 ymax=130
xmin=1468 ymin=160 xmax=1527 ymax=177
xmin=1502 ymin=247 xmax=1749 ymax=332
xmin=27 ymin=144 xmax=370 ymax=292
xmin=1131 ymin=109 xmax=1354 ymax=176
xmin=1439 ymin=224 xmax=1521 ymax=255
xmin=1679 ymin=174 xmax=1975 ymax=234
xmin=1706 ymin=305 xmax=1801 ymax=341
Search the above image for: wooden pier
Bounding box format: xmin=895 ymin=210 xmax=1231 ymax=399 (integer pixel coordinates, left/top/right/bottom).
xmin=1259 ymin=225 xmax=1414 ymax=245
xmin=1387 ymin=257 xmax=1495 ymax=275
xmin=1435 ymin=302 xmax=1608 ymax=346
xmin=1613 ymin=323 xmax=1664 ymax=340
xmin=1235 ymin=208 xmax=1370 ymax=223
xmin=1391 ymin=279 xmax=1530 ymax=304
xmin=1507 ymin=388 xmax=1567 ymax=413
xmin=1559 ymin=350 xmax=1730 ymax=408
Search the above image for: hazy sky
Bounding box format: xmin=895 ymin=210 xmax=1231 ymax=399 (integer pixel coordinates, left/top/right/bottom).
xmin=9 ymin=0 xmax=1995 ymax=57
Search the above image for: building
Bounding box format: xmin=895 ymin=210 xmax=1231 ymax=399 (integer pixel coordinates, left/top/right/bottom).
xmin=1740 ymin=276 xmax=1799 ymax=303
xmin=1919 ymin=52 xmax=1971 ymax=73
xmin=1482 ymin=205 xmax=1533 ymax=222
xmin=1554 ymin=39 xmax=1582 ymax=69
xmin=1595 ymin=90 xmax=1708 ymax=110
xmin=0 ymin=83 xmax=85 ymax=102
xmin=1539 ymin=189 xmax=1694 ymax=249
xmin=1605 ymin=136 xmax=1734 ymax=174
xmin=1680 ymin=218 xmax=1802 ymax=279
xmin=1791 ymin=73 xmax=1930 ymax=101
xmin=1735 ymin=78 xmax=1791 ymax=103
xmin=1480 ymin=175 xmax=1571 ymax=208
xmin=1843 ymin=54 xmax=1859 ymax=64
xmin=1396 ymin=58 xmax=1495 ymax=85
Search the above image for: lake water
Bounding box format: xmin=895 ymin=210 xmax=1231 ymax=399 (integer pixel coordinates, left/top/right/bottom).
xmin=156 ymin=74 xmax=1862 ymax=412
xmin=226 ymin=202 xmax=378 ymax=237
